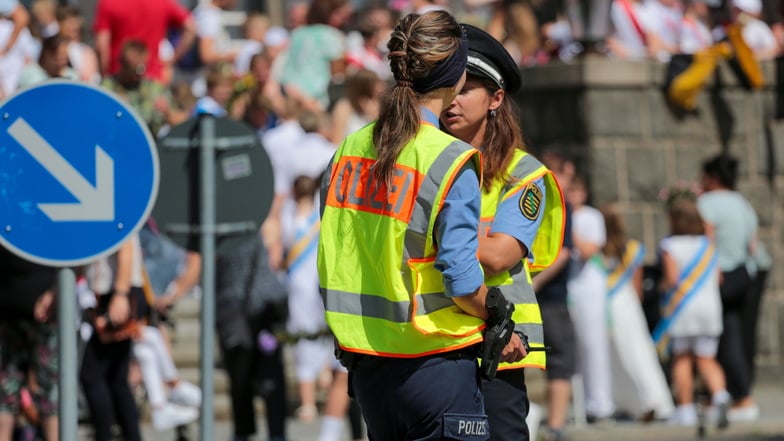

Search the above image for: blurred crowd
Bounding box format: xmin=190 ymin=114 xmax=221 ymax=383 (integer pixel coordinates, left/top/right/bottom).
xmin=1 ymin=0 xmax=783 ymax=107
xmin=530 ymin=151 xmax=770 ymax=441
xmin=0 ymin=0 xmax=775 ymax=440
xmin=463 ymin=0 xmax=784 ymax=65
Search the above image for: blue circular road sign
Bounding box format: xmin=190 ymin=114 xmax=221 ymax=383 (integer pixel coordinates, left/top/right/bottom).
xmin=0 ymin=81 xmax=159 ymax=267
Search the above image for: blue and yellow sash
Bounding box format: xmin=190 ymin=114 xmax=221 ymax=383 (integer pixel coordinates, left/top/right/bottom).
xmin=285 ymin=209 xmax=320 ymax=274
xmin=652 ymin=237 xmax=717 ymax=352
xmin=607 ymin=240 xmax=645 ymax=300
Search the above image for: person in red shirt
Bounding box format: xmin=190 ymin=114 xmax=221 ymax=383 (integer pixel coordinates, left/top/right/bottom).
xmin=93 ymin=0 xmax=196 ymax=83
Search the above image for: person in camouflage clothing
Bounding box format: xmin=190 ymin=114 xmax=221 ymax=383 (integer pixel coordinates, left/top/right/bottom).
xmin=0 ymin=247 xmax=57 ymax=441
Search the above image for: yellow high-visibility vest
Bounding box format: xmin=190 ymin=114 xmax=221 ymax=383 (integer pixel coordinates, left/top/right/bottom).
xmin=318 ymin=122 xmax=486 ymax=357
xmin=480 ymin=149 xmax=565 ymax=370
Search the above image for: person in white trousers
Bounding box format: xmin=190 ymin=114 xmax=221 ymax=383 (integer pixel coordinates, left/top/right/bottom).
xmin=565 ymin=176 xmax=615 ymax=422
xmin=133 ymin=325 xmax=202 ymax=431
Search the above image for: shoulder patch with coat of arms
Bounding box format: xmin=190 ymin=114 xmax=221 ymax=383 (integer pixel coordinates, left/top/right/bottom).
xmin=520 ymin=183 xmax=542 ymax=220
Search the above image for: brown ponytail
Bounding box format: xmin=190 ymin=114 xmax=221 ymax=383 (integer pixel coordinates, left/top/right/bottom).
xmin=372 ymin=11 xmax=464 ymax=185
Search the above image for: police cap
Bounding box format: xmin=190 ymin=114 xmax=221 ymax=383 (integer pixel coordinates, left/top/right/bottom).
xmin=461 ymin=23 xmax=522 ymax=94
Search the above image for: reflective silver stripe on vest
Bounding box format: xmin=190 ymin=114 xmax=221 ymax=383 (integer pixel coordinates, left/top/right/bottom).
xmin=323 ymin=288 xmax=455 ymax=322
xmin=501 ymin=154 xmax=545 ymax=196
xmin=406 ymin=140 xmax=475 ymax=259
xmin=515 ymin=322 xmax=544 ymax=343
xmin=323 ymin=288 xmax=409 ymax=323
xmin=497 ymin=271 xmax=544 ymax=345
xmin=416 ymin=292 xmax=455 ymax=315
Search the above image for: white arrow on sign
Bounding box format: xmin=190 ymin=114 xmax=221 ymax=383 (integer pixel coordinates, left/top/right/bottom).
xmin=7 ymin=118 xmax=115 ymax=222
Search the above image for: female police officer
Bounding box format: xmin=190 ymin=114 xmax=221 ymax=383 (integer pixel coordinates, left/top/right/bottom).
xmin=440 ymin=25 xmax=565 ymax=441
xmin=317 ymin=11 xmax=525 ymax=441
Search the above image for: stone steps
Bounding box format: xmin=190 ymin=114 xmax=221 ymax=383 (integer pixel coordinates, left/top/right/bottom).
xmin=165 ymin=296 xmax=302 ymax=422
xmin=166 ymin=297 xmax=231 ymax=420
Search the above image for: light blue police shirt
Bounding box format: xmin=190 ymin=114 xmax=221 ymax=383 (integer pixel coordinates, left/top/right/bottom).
xmin=422 ymin=107 xmax=484 ymax=298
xmin=490 ymin=176 xmax=547 ymax=262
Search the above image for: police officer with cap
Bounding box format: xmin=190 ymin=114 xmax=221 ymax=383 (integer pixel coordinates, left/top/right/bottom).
xmin=442 ymin=24 xmax=566 ymax=441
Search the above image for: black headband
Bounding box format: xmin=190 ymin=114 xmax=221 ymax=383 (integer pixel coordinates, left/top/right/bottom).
xmin=412 ymin=28 xmax=468 ymax=94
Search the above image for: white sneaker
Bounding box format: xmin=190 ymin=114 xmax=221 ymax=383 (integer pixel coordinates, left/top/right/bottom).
xmin=727 ymin=404 xmax=759 ymax=423
xmin=170 ymin=381 xmax=202 ymax=408
xmin=668 ymin=404 xmax=698 ymax=426
xmin=152 ymin=403 xmax=199 ymax=431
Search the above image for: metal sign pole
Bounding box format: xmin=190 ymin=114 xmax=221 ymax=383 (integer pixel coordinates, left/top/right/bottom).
xmin=199 ymin=116 xmax=217 ymax=439
xmin=57 ymin=268 xmax=77 ymax=440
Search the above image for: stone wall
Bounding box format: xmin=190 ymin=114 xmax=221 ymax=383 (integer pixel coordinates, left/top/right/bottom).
xmin=516 ymin=56 xmax=784 ymax=369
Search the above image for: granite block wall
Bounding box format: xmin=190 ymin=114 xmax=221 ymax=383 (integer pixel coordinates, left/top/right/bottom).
xmin=516 ymin=56 xmax=784 ymax=368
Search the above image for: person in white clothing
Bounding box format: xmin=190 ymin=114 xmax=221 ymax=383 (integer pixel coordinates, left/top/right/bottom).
xmin=608 ymin=0 xmax=650 ymax=59
xmin=281 ymin=176 xmax=333 ymax=423
xmin=57 ymin=5 xmax=101 ymax=84
xmin=566 ymin=175 xmax=615 ymax=421
xmin=132 ymin=326 xmax=201 ymax=431
xmin=262 ymin=99 xmax=306 ymax=195
xmin=642 ymin=0 xmax=683 ymax=60
xmin=0 ymin=13 xmax=37 ymax=97
xmin=0 ymin=0 xmax=29 ymax=60
xmin=679 ymin=0 xmax=715 ymax=54
xmin=600 ymin=203 xmax=674 ymax=422
xmin=731 ymin=0 xmax=779 ymax=60
xmin=194 ymin=0 xmax=237 ymax=63
xmin=277 ymin=110 xmax=337 ymax=190
xmin=656 ymin=197 xmax=730 ymax=427
xmin=190 ymin=0 xmax=238 ymax=96
xmin=260 ymin=97 xmax=306 ymax=269
xmin=234 ymin=12 xmax=269 ymax=75
xmin=280 ymin=110 xmax=337 ymax=263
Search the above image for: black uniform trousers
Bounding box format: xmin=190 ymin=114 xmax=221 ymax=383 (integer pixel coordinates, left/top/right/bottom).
xmin=350 ymin=350 xmax=489 ymax=441
xmin=482 ymin=368 xmax=529 ymax=441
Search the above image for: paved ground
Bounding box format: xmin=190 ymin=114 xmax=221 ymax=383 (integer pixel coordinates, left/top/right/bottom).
xmin=75 ymin=380 xmax=784 ymax=441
